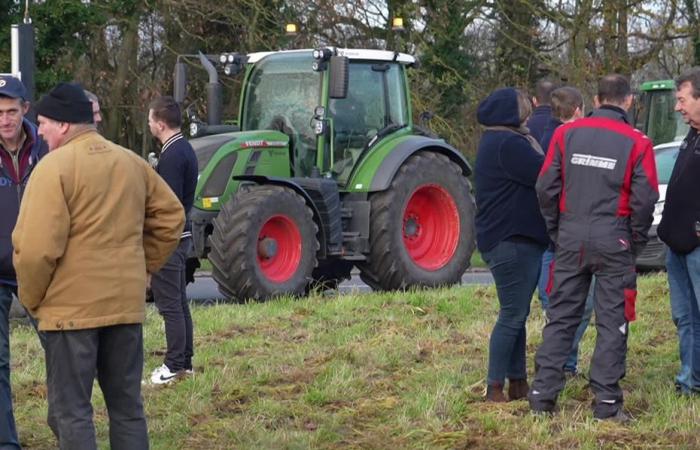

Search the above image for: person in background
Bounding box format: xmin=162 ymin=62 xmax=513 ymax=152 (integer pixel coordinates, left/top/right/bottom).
xmin=658 ymin=68 xmax=700 ymax=397
xmin=527 ymin=79 xmax=558 ymax=143
xmin=0 ymin=75 xmax=47 ymax=449
xmin=530 ymin=75 xmax=658 ymax=422
xmin=83 ymin=90 xmax=102 ymax=127
xmin=147 ymin=96 xmax=199 ymax=385
xmin=537 ymin=86 xmax=594 ymax=377
xmin=474 ymin=87 xmax=548 ymax=402
xmin=13 ymin=82 xmax=184 ymax=450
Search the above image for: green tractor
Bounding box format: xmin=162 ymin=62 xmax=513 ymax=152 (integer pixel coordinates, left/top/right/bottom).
xmin=177 ymin=48 xmax=476 ymax=301
xmin=633 ymin=79 xmax=688 ymax=145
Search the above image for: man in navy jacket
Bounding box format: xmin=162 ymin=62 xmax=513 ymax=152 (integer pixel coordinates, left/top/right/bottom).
xmin=0 ymin=75 xmax=47 ymax=448
xmin=527 ymin=79 xmax=557 ymax=143
xmin=147 ymin=96 xmax=198 ymax=385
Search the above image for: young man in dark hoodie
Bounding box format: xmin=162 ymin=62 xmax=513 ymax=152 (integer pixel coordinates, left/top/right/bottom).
xmin=537 ymin=86 xmax=593 ymax=377
xmin=147 ymin=96 xmax=199 ymax=384
xmin=527 ymin=79 xmax=557 ymax=143
xmin=658 ymin=68 xmax=700 ymax=396
xmin=530 ymin=75 xmax=658 ymax=422
xmin=0 ymin=75 xmax=47 ymax=449
xmin=474 ymin=87 xmax=549 ymax=402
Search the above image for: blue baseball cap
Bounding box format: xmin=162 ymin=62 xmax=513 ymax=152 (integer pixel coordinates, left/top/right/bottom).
xmin=0 ymin=76 xmax=27 ymax=101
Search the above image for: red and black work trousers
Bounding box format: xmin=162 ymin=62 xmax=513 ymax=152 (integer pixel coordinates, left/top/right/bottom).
xmin=528 ymin=238 xmax=636 ymax=418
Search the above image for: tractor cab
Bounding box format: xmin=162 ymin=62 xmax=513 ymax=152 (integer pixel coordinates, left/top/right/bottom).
xmin=634 ymin=80 xmax=689 ymax=145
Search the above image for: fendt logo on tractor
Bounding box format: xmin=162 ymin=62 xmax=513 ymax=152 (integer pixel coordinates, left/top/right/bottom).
xmin=177 ymin=47 xmax=476 ymax=301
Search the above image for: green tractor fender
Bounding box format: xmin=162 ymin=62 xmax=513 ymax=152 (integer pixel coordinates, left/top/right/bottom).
xmin=347 ymin=135 xmax=472 ymax=192
xmin=233 ymin=175 xmax=333 ymax=259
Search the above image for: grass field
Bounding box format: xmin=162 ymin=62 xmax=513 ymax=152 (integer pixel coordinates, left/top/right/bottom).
xmin=8 ymin=272 xmax=699 ymax=449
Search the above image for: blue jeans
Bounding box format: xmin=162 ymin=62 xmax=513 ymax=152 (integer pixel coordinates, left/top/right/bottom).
xmin=538 ymin=250 xmax=594 ymax=373
xmin=483 ymin=238 xmax=545 ymax=385
xmin=0 ymin=285 xmax=20 ymax=449
xmin=667 ymin=247 xmax=700 ymax=393
xmin=538 ymin=249 xmax=555 ymax=310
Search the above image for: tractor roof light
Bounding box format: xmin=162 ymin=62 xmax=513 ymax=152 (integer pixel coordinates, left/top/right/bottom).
xmin=313 ymin=48 xmax=333 ymax=61
xmin=219 ymin=53 xmax=238 ymax=65
xmin=285 ymin=23 xmax=298 ymax=36
xmin=392 ymin=17 xmax=405 ymax=31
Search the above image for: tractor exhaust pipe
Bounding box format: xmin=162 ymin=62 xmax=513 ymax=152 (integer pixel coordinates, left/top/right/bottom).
xmin=11 ymin=23 xmax=35 ymax=103
xmin=198 ymin=52 xmax=222 ymax=126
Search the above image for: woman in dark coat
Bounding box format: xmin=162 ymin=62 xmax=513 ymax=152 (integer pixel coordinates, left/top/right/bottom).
xmin=474 ymin=88 xmax=548 ymax=401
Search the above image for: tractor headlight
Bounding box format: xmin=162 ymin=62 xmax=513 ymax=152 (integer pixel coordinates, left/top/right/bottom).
xmin=219 ymin=54 xmax=228 ymax=64
xmin=200 ymin=152 xmax=238 ymax=198
xmin=314 ymin=119 xmax=325 ymax=135
xmin=189 ymin=122 xmax=199 ymax=137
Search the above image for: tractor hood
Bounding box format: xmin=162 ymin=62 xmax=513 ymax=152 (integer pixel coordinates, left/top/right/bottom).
xmin=193 ymin=129 xmax=293 ymax=211
xmin=191 ymin=132 xmax=240 ymax=170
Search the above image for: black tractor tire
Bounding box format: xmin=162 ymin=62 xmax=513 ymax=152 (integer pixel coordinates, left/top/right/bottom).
xmin=208 ymin=184 xmax=319 ymax=302
xmin=358 ymin=151 xmax=476 ymax=290
xmin=307 ymin=259 xmax=354 ymax=293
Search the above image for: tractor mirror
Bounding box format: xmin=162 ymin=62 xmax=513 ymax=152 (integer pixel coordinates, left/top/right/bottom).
xmin=174 ymin=60 xmax=187 ymax=103
xmin=329 ymin=56 xmax=348 ymax=99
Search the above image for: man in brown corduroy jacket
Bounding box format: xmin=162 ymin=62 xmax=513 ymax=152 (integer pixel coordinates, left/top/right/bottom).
xmin=12 ymin=82 xmax=184 ymax=450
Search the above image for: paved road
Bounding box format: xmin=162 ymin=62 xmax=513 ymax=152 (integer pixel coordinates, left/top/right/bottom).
xmin=187 ymin=271 xmax=495 ymax=302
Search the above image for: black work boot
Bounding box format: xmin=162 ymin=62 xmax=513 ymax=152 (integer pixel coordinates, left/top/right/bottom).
xmin=594 ymin=409 xmax=632 ymax=424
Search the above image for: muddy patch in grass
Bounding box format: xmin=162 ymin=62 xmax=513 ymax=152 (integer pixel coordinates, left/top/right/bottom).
xmin=14 ymin=379 xmax=47 ymax=400
xmin=211 ymin=384 xmax=252 ymax=416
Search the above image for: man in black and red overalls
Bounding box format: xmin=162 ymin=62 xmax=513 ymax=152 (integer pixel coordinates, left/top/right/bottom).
xmin=528 ymin=74 xmax=659 ymax=421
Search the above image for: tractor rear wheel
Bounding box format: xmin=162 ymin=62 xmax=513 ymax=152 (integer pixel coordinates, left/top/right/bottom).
xmin=209 ymin=184 xmax=319 ymax=301
xmin=359 ymin=151 xmax=475 ymax=290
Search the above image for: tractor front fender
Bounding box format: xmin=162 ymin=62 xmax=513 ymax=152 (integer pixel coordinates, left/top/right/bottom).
xmin=348 ymin=135 xmax=472 ymax=193
xmin=233 ymin=175 xmax=329 ymax=258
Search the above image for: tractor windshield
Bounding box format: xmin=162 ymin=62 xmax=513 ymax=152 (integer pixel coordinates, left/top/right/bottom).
xmin=635 ymin=88 xmax=689 ymax=145
xmin=242 ymin=52 xmax=321 ymax=175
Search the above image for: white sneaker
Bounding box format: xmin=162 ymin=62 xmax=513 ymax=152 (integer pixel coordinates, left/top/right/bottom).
xmin=150 ymin=364 xmax=180 ymax=385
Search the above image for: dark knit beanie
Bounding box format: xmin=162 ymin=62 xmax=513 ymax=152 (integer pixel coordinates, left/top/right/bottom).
xmin=35 ymin=82 xmax=93 ymax=124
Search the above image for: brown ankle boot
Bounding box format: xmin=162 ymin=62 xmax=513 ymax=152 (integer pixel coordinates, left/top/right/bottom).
xmin=485 ymin=383 xmax=507 ymax=402
xmin=508 ymin=378 xmax=529 ymax=401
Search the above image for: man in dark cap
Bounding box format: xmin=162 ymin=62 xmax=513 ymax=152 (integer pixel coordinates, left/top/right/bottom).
xmin=12 ymin=82 xmax=185 ymax=450
xmin=0 ymin=74 xmax=47 ymax=449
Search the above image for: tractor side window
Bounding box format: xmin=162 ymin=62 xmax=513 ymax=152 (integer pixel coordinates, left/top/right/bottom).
xmin=330 ymin=63 xmax=408 ymax=184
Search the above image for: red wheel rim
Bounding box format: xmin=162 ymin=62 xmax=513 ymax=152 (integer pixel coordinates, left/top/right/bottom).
xmin=257 ymin=215 xmax=302 ymax=283
xmin=402 ymin=184 xmax=460 ymax=271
